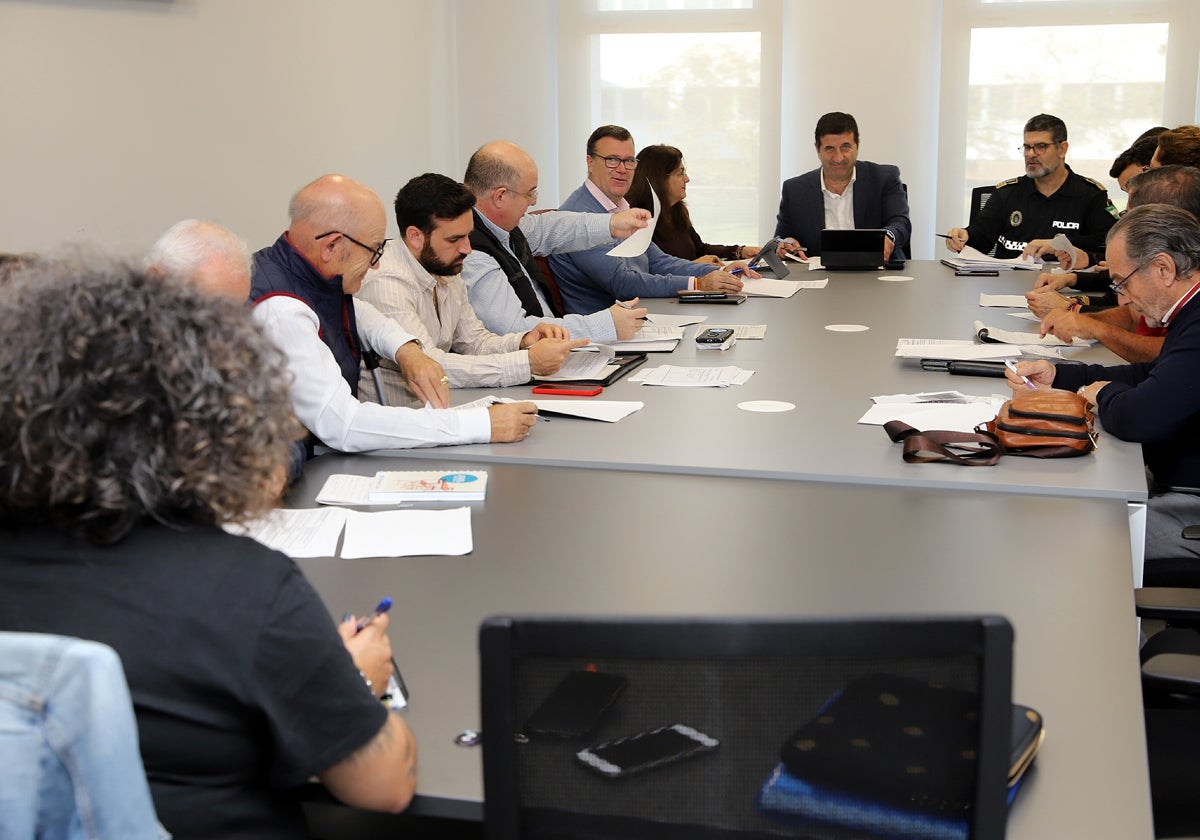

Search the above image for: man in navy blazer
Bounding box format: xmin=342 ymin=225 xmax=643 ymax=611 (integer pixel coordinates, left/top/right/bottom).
xmin=775 ymin=112 xmax=911 ymax=260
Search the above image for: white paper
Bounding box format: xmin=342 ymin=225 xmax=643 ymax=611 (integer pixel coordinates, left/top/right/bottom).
xmin=872 ymin=391 xmax=981 ymax=405
xmin=894 ymin=339 xmax=1018 ymax=360
xmin=857 ymin=398 xmax=1006 ymax=432
xmin=792 ymin=278 xmax=829 ymax=288
xmin=943 ymin=245 xmax=1039 ymax=270
xmin=521 ymin=398 xmax=644 ymax=422
xmin=340 ymin=507 xmax=473 ymax=558
xmin=315 ymin=474 xmax=374 ymax=506
xmin=1049 ymin=233 xmax=1076 ymax=271
xmin=630 ymin=365 xmax=753 ymax=387
xmin=609 ymin=324 xmax=684 ymax=352
xmin=533 ymin=345 xmax=617 ymax=380
xmin=973 ymin=320 xmax=1094 ymax=348
xmin=741 ymin=277 xmax=803 ymax=298
xmin=979 ymin=293 xmax=1029 ymax=308
xmin=606 ymin=188 xmax=659 ymax=257
xmin=643 ymin=312 xmax=707 ymax=328
xmin=227 ymin=508 xmax=347 ymax=558
xmin=705 ymin=324 xmax=766 ymax=339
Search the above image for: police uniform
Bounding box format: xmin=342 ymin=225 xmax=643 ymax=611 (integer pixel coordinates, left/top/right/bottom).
xmin=965 ymin=165 xmax=1119 ymax=259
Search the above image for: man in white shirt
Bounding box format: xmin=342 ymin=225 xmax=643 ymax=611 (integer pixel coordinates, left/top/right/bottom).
xmin=357 ymin=173 xmax=588 ymax=406
xmin=249 ymin=174 xmax=536 ymax=458
xmin=460 ymin=140 xmax=650 ymax=341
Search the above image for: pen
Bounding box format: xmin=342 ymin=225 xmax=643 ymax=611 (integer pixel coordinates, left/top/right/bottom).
xmin=1004 ymin=359 xmax=1037 ymax=390
xmin=730 ymin=267 xmax=744 ymax=276
xmin=354 ymin=596 xmax=392 ymax=632
xmin=613 ymin=299 xmax=648 ymax=320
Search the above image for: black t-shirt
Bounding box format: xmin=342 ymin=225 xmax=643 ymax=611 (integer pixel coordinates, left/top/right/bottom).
xmin=966 ymin=165 xmax=1118 ymax=259
xmin=0 ymin=521 xmax=387 ymax=840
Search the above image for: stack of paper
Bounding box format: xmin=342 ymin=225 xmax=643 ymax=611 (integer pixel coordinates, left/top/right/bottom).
xmin=857 ymin=391 xmax=1007 ymax=432
xmin=534 ymin=345 xmax=616 ymax=381
xmin=895 ymin=338 xmax=1017 ymax=361
xmin=629 ymin=365 xmax=754 ymax=387
xmin=610 ymin=324 xmax=684 ymax=352
xmin=941 ymin=245 xmax=1038 ymax=271
xmin=973 ymin=320 xmax=1094 ymax=348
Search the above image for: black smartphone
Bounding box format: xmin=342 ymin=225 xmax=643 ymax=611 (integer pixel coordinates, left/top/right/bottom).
xmin=954 ymin=269 xmax=999 ymax=276
xmin=524 ymin=669 xmax=627 ymax=738
xmin=576 ymin=723 xmax=719 ymax=778
xmin=676 ymin=290 xmax=728 ymax=299
xmin=695 ymin=327 xmax=735 ymax=344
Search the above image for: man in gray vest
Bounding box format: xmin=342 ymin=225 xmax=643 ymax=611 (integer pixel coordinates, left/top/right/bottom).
xmin=461 ymin=140 xmax=650 ymax=341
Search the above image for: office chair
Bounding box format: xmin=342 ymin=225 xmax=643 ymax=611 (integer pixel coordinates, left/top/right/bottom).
xmin=479 ymin=615 xmax=1016 ymax=840
xmin=0 ymin=632 xmax=165 ymax=839
xmin=968 ymin=186 xmax=994 ymax=227
xmin=528 ymin=209 xmax=569 ymax=316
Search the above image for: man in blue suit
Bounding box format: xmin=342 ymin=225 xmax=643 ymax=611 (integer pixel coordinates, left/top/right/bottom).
xmin=549 ymin=125 xmax=745 ymax=314
xmin=775 ymin=112 xmax=911 ymax=261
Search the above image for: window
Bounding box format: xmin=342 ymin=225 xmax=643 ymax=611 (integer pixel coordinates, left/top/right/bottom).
xmin=558 ymin=1 xmax=780 ymax=247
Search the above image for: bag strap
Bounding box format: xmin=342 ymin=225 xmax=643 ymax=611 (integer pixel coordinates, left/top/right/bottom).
xmin=883 ymin=421 xmax=1003 ymax=466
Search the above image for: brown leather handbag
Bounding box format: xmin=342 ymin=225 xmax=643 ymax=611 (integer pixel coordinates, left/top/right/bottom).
xmin=983 ymin=388 xmax=1097 ymax=458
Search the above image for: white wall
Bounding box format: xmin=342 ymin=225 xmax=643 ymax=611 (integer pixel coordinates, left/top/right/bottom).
xmin=0 ymin=0 xmax=439 ymax=254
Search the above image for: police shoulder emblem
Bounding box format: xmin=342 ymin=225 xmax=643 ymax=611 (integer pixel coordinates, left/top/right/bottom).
xmin=1009 ymin=210 xmax=1023 ymax=227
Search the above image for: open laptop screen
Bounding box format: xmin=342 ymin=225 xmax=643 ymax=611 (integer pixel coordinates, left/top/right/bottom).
xmin=821 ymin=228 xmax=888 ymax=270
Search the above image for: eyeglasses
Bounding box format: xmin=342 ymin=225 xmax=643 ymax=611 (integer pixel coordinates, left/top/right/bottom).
xmin=591 ymin=155 xmax=639 ymax=170
xmin=314 ymin=231 xmax=389 ymax=266
xmin=1019 ymin=142 xmax=1057 ymax=156
xmin=1109 ymin=255 xmax=1156 ymax=296
xmin=504 ymin=185 xmax=538 ymax=203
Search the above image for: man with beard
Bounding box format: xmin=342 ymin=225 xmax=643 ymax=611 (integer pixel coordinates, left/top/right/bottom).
xmin=357 ymin=173 xmax=587 ymax=406
xmin=946 ymin=113 xmax=1118 ymax=260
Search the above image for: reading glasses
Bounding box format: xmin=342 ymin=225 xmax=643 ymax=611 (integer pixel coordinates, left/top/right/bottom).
xmin=315 ymin=230 xmax=389 ymax=266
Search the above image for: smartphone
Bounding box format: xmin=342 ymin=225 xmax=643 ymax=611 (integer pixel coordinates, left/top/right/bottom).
xmin=695 ymin=328 xmax=735 ymax=344
xmin=524 ymin=670 xmax=627 ymax=738
xmin=532 ymin=384 xmax=603 ymax=396
xmin=954 ymin=269 xmax=999 ymax=276
xmin=576 ymin=724 xmax=719 ymax=778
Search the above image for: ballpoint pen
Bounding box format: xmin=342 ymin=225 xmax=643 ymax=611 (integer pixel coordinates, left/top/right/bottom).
xmin=613 ymin=299 xmax=648 ymax=320
xmin=351 ymin=597 xmax=409 ymax=706
xmin=354 ymin=596 xmax=392 ymax=632
xmin=1004 ymin=359 xmax=1037 ymax=390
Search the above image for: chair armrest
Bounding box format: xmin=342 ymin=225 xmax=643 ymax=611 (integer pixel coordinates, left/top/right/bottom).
xmin=1143 ymin=652 xmax=1200 ymax=695
xmin=1135 ymin=587 xmax=1200 ymax=620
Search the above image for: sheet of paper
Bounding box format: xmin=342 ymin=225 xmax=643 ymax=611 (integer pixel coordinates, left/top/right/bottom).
xmin=857 ymin=398 xmax=1006 ymax=432
xmin=315 ymin=474 xmax=374 ymax=506
xmin=804 ymin=256 xmax=823 ymax=270
xmin=706 ymin=324 xmax=767 ymax=339
xmin=227 ymin=507 xmax=347 ymax=558
xmin=643 ymin=312 xmax=707 ymax=328
xmin=1049 ymin=233 xmax=1076 ymax=271
xmin=895 ymin=339 xmax=1018 ymax=360
xmin=534 ymin=345 xmax=617 ymax=380
xmin=872 ymin=391 xmax=984 ymax=405
xmin=741 ymin=277 xmax=802 ymax=298
xmin=783 ymin=251 xmax=809 ymax=264
xmin=341 ymin=507 xmax=473 ymax=559
xmin=979 ymin=293 xmax=1029 ymax=308
xmin=630 ymin=365 xmax=753 ymax=387
xmin=505 ymin=398 xmax=644 ymax=422
xmin=791 ymin=277 xmax=829 ymax=288
xmin=606 ymin=188 xmax=659 ymax=257
xmin=974 ymin=320 xmax=1094 ymax=348
xmin=1007 ymin=311 xmax=1041 ymax=322
xmin=609 ymin=324 xmax=683 ymax=352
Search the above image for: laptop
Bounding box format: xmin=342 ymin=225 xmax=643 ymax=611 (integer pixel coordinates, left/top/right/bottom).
xmin=821 ymin=228 xmax=898 ymax=271
xmin=480 ymin=614 xmax=1018 ymax=840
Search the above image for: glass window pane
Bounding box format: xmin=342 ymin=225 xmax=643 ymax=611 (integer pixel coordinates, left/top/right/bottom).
xmin=965 ymin=22 xmax=1167 ymax=214
xmin=597 ymin=32 xmax=761 ymax=245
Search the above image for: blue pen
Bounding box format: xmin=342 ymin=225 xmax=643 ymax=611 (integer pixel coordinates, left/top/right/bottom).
xmin=1004 ymin=359 xmax=1037 ymax=390
xmin=730 ymin=267 xmax=744 ymax=276
xmin=355 ymin=596 xmax=392 ymax=632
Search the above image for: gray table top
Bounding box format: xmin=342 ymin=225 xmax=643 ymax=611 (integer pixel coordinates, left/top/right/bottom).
xmin=291 ymin=453 xmax=1152 ymax=837
xmin=373 ymin=262 xmax=1148 ymax=502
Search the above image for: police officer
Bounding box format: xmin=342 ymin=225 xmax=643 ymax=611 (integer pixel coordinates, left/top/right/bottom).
xmin=946 ymin=114 xmax=1118 ymax=260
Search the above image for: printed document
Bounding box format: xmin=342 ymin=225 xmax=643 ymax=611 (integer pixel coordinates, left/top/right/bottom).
xmin=227 ymin=507 xmax=347 ymax=558
xmin=630 ymin=364 xmax=753 ymax=387
xmin=895 ymin=338 xmax=1018 ymax=361
xmin=607 ymin=188 xmax=659 ymax=257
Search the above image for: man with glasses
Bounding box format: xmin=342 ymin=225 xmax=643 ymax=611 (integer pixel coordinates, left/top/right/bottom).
xmin=251 ymin=174 xmax=537 ymax=461
xmin=946 ymin=113 xmax=1118 ymax=260
xmin=1007 ymin=204 xmax=1200 ymax=561
xmin=549 ymin=125 xmax=744 ymax=314
xmin=462 ymin=140 xmax=651 ymax=342
xmin=775 ymin=111 xmax=911 ymax=261
xmin=356 ymin=173 xmax=589 ymax=405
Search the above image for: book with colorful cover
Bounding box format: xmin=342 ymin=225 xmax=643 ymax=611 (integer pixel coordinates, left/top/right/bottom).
xmin=368 ymin=470 xmax=488 ymax=502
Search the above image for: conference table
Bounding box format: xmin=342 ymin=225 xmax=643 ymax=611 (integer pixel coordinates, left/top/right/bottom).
xmin=292 ymin=260 xmax=1155 ymax=837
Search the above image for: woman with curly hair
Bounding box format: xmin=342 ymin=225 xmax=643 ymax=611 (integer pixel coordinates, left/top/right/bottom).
xmin=0 ymin=259 xmax=416 ymax=838
xmin=626 ymin=144 xmax=764 ymax=266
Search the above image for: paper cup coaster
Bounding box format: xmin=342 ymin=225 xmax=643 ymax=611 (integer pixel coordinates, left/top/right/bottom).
xmin=737 ymin=400 xmax=797 ymax=413
xmin=824 ymin=324 xmax=869 ymax=332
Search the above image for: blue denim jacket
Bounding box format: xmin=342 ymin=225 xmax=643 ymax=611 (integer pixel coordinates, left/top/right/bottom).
xmin=0 ymin=632 xmax=168 ymax=840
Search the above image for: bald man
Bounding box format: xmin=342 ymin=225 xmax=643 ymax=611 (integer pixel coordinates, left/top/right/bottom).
xmin=250 ymin=174 xmax=537 ymax=458
xmin=145 ymin=219 xmax=252 ymax=300
xmin=461 ymin=140 xmax=650 ymax=340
